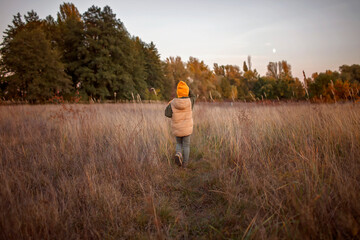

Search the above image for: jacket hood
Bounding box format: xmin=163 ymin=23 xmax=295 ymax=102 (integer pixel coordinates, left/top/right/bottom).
xmin=177 ymin=81 xmax=189 ymax=98
xmin=172 ymin=98 xmax=190 ymax=110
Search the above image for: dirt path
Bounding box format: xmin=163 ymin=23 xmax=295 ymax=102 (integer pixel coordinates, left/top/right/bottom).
xmin=164 ymin=159 xmax=233 ymax=239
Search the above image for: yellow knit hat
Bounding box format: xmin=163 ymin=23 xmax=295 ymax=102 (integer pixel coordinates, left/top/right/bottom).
xmin=177 ymin=81 xmax=189 ymax=98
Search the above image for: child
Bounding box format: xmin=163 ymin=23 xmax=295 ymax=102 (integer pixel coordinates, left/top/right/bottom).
xmin=165 ymin=81 xmax=196 ymax=167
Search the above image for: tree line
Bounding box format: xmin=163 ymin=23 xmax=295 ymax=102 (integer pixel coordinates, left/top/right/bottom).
xmin=0 ymin=3 xmax=359 ymax=103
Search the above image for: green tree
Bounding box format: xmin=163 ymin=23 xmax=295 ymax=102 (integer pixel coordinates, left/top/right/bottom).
xmin=1 ymin=25 xmax=71 ymax=102
xmin=141 ymin=42 xmax=164 ymax=99
xmin=1 ymin=11 xmax=72 ymax=101
xmin=253 ymin=77 xmax=276 ymax=99
xmin=308 ymin=70 xmax=339 ymax=100
xmin=131 ymin=37 xmax=149 ymax=99
xmin=1 ymin=13 xmax=25 ymax=50
xmin=274 ymin=79 xmax=292 ymax=99
xmin=56 ymin=3 xmax=84 ymax=88
xmin=242 ymin=69 xmax=259 ymax=100
xmin=264 ymin=60 xmax=303 ymax=100
xmin=78 ymin=5 xmax=136 ymax=100
xmin=340 ymin=64 xmax=360 ymax=84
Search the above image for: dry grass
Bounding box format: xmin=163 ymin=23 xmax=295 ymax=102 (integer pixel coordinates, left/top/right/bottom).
xmin=0 ymin=102 xmax=359 ymax=239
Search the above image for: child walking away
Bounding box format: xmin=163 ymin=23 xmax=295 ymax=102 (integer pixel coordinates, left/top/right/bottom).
xmin=165 ymin=81 xmax=196 ymax=167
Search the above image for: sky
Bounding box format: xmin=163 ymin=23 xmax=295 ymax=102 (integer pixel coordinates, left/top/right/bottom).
xmin=1 ymin=0 xmax=360 ymax=79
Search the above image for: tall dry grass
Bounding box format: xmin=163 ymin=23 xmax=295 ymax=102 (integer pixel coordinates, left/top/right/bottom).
xmin=0 ymin=103 xmax=359 ymax=239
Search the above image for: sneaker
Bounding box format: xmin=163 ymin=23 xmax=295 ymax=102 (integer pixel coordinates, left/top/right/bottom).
xmin=174 ymin=152 xmax=183 ymax=166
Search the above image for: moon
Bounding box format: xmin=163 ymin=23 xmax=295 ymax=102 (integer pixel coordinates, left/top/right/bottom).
xmin=272 ymin=48 xmax=276 ymax=53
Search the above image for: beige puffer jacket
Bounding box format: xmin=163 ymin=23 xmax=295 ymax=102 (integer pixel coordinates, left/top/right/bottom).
xmin=170 ymin=98 xmax=193 ymax=137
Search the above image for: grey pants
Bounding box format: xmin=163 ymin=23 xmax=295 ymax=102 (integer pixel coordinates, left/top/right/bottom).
xmin=175 ymin=135 xmax=191 ymax=164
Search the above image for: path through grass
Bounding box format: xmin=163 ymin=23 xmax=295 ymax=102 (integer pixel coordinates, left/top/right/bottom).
xmin=1 ymin=103 xmax=359 ymax=239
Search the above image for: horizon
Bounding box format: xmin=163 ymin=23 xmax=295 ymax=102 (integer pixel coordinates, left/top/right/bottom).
xmin=1 ymin=0 xmax=360 ymax=79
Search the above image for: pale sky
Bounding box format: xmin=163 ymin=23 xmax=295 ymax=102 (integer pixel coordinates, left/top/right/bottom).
xmin=1 ymin=0 xmax=360 ymax=79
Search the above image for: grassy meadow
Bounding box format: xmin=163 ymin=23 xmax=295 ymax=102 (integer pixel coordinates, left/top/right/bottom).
xmin=0 ymin=102 xmax=359 ymax=239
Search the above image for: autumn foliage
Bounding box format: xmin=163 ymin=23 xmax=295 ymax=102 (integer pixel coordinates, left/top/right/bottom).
xmin=1 ymin=3 xmax=359 ymax=103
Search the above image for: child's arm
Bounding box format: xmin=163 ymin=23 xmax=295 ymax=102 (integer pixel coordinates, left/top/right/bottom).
xmin=189 ymin=89 xmax=196 ymax=109
xmin=165 ymin=102 xmax=173 ymax=118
